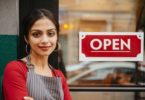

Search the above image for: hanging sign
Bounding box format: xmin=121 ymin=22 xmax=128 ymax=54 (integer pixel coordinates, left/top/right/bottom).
xmin=79 ymin=32 xmax=144 ymax=61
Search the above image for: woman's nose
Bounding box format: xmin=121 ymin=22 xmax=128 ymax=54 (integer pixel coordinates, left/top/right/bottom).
xmin=41 ymin=34 xmax=49 ymax=43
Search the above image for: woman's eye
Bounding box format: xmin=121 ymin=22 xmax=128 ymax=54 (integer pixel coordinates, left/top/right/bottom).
xmin=32 ymin=32 xmax=41 ymax=38
xmin=48 ymin=32 xmax=56 ymax=37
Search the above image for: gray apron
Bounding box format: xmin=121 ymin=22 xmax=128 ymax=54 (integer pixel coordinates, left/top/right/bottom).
xmin=25 ymin=56 xmax=64 ymax=100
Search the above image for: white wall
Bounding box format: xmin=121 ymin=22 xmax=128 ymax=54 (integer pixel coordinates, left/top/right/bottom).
xmin=0 ymin=0 xmax=18 ymax=35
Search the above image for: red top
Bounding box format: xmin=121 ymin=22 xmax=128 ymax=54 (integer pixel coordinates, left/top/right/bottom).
xmin=3 ymin=61 xmax=72 ymax=100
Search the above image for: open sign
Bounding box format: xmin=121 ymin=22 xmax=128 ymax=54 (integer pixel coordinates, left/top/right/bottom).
xmin=79 ymin=32 xmax=144 ymax=61
xmin=90 ymin=38 xmax=130 ymax=51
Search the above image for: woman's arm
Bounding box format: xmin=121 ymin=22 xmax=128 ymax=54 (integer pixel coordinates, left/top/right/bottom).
xmin=3 ymin=61 xmax=28 ymax=100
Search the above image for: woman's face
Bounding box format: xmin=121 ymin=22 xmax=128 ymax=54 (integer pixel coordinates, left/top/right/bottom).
xmin=27 ymin=17 xmax=57 ymax=56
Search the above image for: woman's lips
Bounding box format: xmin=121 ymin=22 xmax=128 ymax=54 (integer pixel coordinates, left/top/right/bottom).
xmin=38 ymin=46 xmax=50 ymax=51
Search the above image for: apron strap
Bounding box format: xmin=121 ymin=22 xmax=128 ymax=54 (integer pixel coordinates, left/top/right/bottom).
xmin=26 ymin=55 xmax=35 ymax=69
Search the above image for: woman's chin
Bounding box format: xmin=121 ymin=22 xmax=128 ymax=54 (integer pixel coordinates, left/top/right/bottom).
xmin=34 ymin=52 xmax=50 ymax=57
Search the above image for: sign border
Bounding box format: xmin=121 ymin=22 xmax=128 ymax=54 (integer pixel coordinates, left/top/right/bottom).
xmin=79 ymin=32 xmax=144 ymax=61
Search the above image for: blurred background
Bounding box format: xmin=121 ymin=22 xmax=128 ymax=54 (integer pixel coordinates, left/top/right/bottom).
xmin=59 ymin=0 xmax=137 ymax=65
xmin=59 ymin=0 xmax=145 ymax=99
xmin=59 ymin=0 xmax=145 ymax=87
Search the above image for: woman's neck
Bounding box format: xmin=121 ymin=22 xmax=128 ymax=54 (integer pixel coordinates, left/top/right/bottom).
xmin=29 ymin=53 xmax=49 ymax=69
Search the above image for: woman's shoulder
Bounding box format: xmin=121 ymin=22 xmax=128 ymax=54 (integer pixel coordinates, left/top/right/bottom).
xmin=3 ymin=60 xmax=28 ymax=89
xmin=54 ymin=69 xmax=65 ymax=77
xmin=6 ymin=60 xmax=24 ymax=65
xmin=5 ymin=60 xmax=28 ymax=74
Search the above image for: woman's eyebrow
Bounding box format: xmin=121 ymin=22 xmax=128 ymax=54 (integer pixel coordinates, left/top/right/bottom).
xmin=47 ymin=28 xmax=57 ymax=31
xmin=30 ymin=30 xmax=41 ymax=32
xmin=30 ymin=28 xmax=56 ymax=32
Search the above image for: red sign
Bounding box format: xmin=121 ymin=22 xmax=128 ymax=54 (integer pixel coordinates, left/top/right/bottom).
xmin=79 ymin=32 xmax=144 ymax=61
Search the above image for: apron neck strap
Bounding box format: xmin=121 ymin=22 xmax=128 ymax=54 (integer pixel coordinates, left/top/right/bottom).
xmin=26 ymin=55 xmax=34 ymax=69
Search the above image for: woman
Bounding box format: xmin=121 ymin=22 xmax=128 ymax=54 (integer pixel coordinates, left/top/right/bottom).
xmin=2 ymin=9 xmax=72 ymax=100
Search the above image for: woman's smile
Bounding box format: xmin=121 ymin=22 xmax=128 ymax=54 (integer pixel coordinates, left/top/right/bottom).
xmin=38 ymin=45 xmax=52 ymax=51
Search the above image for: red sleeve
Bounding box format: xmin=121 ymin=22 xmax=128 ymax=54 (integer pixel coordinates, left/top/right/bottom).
xmin=3 ymin=61 xmax=28 ymax=100
xmin=55 ymin=69 xmax=72 ymax=100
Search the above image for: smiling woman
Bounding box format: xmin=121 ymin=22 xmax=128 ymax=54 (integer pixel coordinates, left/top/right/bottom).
xmin=2 ymin=9 xmax=72 ymax=100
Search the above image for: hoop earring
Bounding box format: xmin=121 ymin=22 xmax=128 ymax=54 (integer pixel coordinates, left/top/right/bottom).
xmin=25 ymin=44 xmax=29 ymax=54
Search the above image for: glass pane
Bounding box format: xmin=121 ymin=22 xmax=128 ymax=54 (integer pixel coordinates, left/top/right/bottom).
xmin=59 ymin=0 xmax=145 ymax=87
